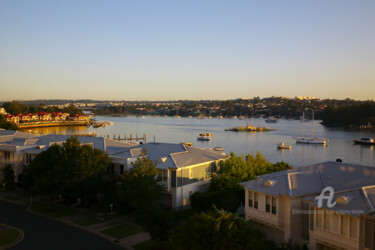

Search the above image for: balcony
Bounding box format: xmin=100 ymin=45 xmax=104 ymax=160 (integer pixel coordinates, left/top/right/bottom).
xmin=247 ymin=207 xmax=283 ymax=228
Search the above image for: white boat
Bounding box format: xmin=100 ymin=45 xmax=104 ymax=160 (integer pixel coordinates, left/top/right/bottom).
xmin=296 ymin=137 xmax=328 ymax=144
xmin=277 ymin=142 xmax=292 ymax=149
xmin=296 ymin=110 xmax=328 ymax=144
xmin=265 ymin=117 xmax=277 ymax=123
xmin=353 ymin=138 xmax=375 ymax=145
xmin=197 ymin=133 xmax=212 ymax=141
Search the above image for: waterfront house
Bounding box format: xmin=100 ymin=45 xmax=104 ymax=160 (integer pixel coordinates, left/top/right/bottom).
xmin=241 ymin=161 xmax=375 ymax=250
xmin=5 ymin=114 xmax=19 ymax=124
xmin=111 ymin=143 xmax=227 ymax=208
xmin=0 ymin=130 xmax=227 ymax=208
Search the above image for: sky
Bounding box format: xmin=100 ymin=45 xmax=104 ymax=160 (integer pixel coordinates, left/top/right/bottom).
xmin=0 ymin=1 xmax=374 ymax=101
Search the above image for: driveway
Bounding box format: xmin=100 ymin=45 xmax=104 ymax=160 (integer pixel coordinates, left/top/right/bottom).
xmin=0 ymin=200 xmax=124 ymax=250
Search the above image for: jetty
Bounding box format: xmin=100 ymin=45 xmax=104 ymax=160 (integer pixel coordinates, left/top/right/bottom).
xmin=225 ymin=125 xmax=274 ymax=132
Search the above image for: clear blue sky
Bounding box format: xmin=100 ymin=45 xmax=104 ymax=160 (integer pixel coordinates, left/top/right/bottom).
xmin=1 ymin=0 xmax=374 ymax=101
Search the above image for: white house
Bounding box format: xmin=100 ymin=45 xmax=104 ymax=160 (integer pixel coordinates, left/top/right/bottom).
xmin=110 ymin=142 xmax=227 ymax=208
xmin=0 ymin=129 xmax=227 ymax=208
xmin=241 ymin=161 xmax=375 ymax=250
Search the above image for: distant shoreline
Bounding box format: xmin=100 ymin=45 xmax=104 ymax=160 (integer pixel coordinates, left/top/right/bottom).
xmin=18 ymin=121 xmax=90 ymax=129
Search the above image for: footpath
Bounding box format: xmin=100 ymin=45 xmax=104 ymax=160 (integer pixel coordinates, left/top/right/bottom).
xmin=0 ymin=190 xmax=150 ymax=249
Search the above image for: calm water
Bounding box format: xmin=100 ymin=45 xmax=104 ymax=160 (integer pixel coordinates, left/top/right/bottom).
xmin=23 ymin=116 xmax=375 ymax=167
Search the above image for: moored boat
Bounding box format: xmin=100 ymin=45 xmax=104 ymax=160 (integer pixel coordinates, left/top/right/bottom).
xmin=353 ymin=138 xmax=375 ymax=145
xmin=265 ymin=117 xmax=277 ymax=123
xmin=197 ymin=133 xmax=212 ymax=141
xmin=277 ymin=142 xmax=292 ymax=149
xmin=296 ymin=137 xmax=328 ymax=144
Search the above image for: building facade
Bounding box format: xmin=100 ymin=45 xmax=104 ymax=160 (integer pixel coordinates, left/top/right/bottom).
xmin=241 ymin=162 xmax=375 ymax=250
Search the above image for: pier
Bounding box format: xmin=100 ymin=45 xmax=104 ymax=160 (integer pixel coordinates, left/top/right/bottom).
xmin=101 ymin=133 xmax=147 ymax=143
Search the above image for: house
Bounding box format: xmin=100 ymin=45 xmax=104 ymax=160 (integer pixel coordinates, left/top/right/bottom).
xmin=240 ymin=161 xmax=375 ymax=250
xmin=5 ymin=115 xmax=19 ymax=124
xmin=0 ymin=130 xmax=227 ymax=208
xmin=111 ymin=142 xmax=227 ymax=208
xmin=0 ymin=129 xmax=137 ymax=182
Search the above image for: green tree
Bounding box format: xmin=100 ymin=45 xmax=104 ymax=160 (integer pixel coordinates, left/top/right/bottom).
xmin=2 ymin=165 xmax=16 ymax=190
xmin=211 ymin=152 xmax=292 ymax=191
xmin=172 ymin=207 xmax=274 ymax=250
xmin=118 ymin=157 xmax=164 ymax=211
xmin=27 ymin=137 xmax=112 ymax=206
xmin=138 ymin=204 xmax=173 ymax=241
xmin=2 ymin=100 xmax=29 ymax=115
xmin=0 ymin=114 xmax=18 ymax=130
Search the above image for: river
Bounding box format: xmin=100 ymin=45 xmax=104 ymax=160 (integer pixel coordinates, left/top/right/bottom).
xmin=22 ymin=116 xmax=375 ymax=168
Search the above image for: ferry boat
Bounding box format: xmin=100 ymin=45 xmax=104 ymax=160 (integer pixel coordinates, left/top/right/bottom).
xmin=197 ymin=133 xmax=212 ymax=141
xmin=353 ymin=138 xmax=375 ymax=145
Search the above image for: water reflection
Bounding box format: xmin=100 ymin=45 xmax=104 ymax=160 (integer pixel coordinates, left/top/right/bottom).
xmin=22 ymin=116 xmax=375 ymax=167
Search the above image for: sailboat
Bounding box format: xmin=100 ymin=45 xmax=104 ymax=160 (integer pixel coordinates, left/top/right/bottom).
xmin=296 ymin=110 xmax=328 ymax=144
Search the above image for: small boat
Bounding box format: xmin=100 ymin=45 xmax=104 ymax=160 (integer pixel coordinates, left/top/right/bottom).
xmin=265 ymin=117 xmax=277 ymax=123
xmin=277 ymin=142 xmax=291 ymax=149
xmin=353 ymin=138 xmax=375 ymax=145
xmin=197 ymin=133 xmax=212 ymax=141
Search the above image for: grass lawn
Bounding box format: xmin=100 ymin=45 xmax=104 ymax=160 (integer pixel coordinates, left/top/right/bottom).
xmin=74 ymin=216 xmax=105 ymax=226
xmin=0 ymin=228 xmax=19 ymax=247
xmin=30 ymin=201 xmax=77 ymax=218
xmin=100 ymin=223 xmax=142 ymax=239
xmin=133 ymin=239 xmax=159 ymax=250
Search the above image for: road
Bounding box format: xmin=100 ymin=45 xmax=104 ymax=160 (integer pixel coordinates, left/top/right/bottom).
xmin=0 ymin=200 xmax=123 ymax=250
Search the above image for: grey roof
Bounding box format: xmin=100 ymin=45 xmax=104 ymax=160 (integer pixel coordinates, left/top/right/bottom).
xmin=241 ymin=161 xmax=375 ymax=198
xmin=0 ymin=130 xmax=38 ymax=143
xmin=304 ymin=186 xmax=375 ymax=216
xmin=172 ymin=146 xmax=227 ymax=168
xmin=113 ymin=142 xmax=227 ymax=170
xmin=0 ymin=130 xmax=137 ymax=155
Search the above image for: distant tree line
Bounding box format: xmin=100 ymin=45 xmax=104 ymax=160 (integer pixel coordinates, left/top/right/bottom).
xmin=2 ymin=100 xmax=83 ymax=116
xmin=322 ymin=102 xmax=375 ymax=128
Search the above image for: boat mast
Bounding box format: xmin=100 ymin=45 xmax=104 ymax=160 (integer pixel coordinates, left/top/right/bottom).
xmin=302 ymin=111 xmax=305 ymax=138
xmin=312 ymin=109 xmax=314 ymax=138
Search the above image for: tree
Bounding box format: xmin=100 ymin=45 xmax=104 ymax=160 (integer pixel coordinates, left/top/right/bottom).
xmin=211 ymin=152 xmax=292 ymax=191
xmin=27 ymin=136 xmax=112 ymax=206
xmin=137 ymin=204 xmax=173 ymax=241
xmin=0 ymin=114 xmax=18 ymax=130
xmin=118 ymin=157 xmax=164 ymax=211
xmin=172 ymin=207 xmax=274 ymax=250
xmin=2 ymin=100 xmax=29 ymax=115
xmin=2 ymin=165 xmax=16 ymax=190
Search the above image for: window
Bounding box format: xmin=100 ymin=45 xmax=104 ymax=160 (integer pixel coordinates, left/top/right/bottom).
xmin=120 ymin=165 xmax=124 ymax=174
xmin=365 ymin=219 xmax=374 ymax=249
xmin=272 ymin=197 xmax=277 ymax=215
xmin=4 ymin=151 xmax=11 ymax=161
xmin=316 ymin=208 xmax=323 ymax=228
xmin=248 ymin=191 xmax=253 ymax=208
xmin=265 ymin=195 xmax=271 ymax=212
xmin=110 ymin=164 xmax=114 ymax=174
xmin=341 ymin=215 xmax=348 ymax=236
xmin=25 ymin=154 xmax=33 ymax=165
xmin=171 ymin=170 xmax=176 ymax=188
xmin=309 ymin=205 xmax=314 ymax=231
xmin=324 ymin=210 xmax=330 ymax=231
xmin=350 ymin=217 xmax=358 ymax=239
xmin=162 ymin=170 xmax=168 ymax=181
xmin=254 ymin=192 xmax=258 ymax=209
